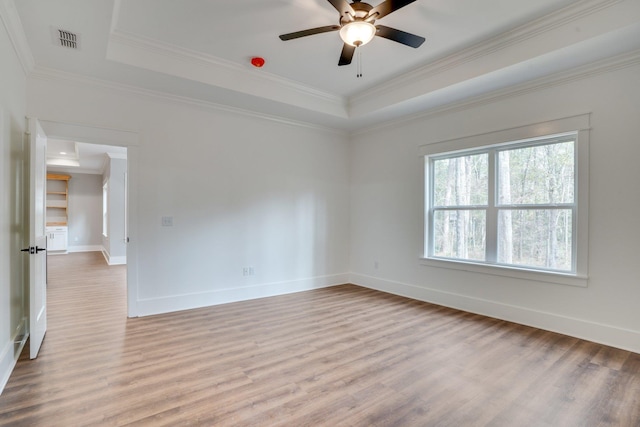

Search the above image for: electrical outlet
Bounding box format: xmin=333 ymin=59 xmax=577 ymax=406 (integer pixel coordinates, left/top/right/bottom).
xmin=161 ymin=216 xmax=173 ymax=227
xmin=374 ymin=260 xmax=379 ymax=269
xmin=242 ymin=267 xmax=255 ymax=276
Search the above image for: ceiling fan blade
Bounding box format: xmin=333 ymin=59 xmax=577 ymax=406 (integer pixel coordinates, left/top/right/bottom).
xmin=338 ymin=43 xmax=356 ymax=66
xmin=368 ymin=0 xmax=416 ymax=20
xmin=279 ymin=25 xmax=340 ymax=41
xmin=326 ymin=0 xmax=355 ymax=16
xmin=375 ymin=25 xmax=425 ymax=48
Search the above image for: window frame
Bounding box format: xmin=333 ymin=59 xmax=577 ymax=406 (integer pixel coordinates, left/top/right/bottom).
xmin=420 ymin=115 xmax=590 ymax=287
xmin=102 ymin=181 xmax=108 ymax=237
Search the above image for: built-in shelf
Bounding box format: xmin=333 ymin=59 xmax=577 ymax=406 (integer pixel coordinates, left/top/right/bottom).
xmin=46 ymin=201 xmax=67 ymax=208
xmin=46 ymin=173 xmax=70 ymax=227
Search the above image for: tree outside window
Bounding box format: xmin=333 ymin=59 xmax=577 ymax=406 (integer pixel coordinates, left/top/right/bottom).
xmin=428 ymin=135 xmax=577 ymax=273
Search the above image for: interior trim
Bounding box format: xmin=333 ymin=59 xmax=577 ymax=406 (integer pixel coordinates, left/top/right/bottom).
xmin=351 ymin=273 xmax=640 ymax=354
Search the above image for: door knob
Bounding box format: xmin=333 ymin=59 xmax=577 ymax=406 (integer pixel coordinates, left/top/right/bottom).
xmin=35 ymin=246 xmax=46 ymax=253
xmin=21 ymin=247 xmax=34 ymax=254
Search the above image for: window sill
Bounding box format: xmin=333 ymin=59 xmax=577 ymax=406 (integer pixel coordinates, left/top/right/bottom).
xmin=420 ymin=257 xmax=588 ymax=288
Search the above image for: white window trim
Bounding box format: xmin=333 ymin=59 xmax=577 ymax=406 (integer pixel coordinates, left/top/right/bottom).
xmin=419 ymin=114 xmax=590 ymax=287
xmin=102 ymin=181 xmax=109 ymax=238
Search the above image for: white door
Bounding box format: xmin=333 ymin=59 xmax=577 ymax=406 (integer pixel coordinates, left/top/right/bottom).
xmin=27 ymin=118 xmax=48 ymax=359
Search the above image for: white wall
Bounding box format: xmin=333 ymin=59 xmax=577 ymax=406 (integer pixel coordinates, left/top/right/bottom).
xmin=101 ymin=156 xmax=127 ymax=264
xmin=26 ymin=57 xmax=640 ymax=354
xmin=65 ymin=172 xmax=102 ymax=251
xmin=349 ymin=62 xmax=640 ymax=353
xmin=0 ymin=10 xmax=27 ymax=393
xmin=27 ymin=76 xmax=351 ymax=315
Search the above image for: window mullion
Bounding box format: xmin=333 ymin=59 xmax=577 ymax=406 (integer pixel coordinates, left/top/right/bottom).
xmin=486 ymin=149 xmax=497 ymax=263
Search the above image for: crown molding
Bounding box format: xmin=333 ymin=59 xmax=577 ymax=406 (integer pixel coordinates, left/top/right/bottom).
xmin=28 ymin=66 xmax=347 ymax=136
xmin=352 ymin=48 xmax=640 ymax=138
xmin=0 ymin=0 xmax=34 ymax=74
xmin=107 ymin=29 xmax=347 ymax=118
xmin=28 ymin=45 xmax=640 ymax=140
xmin=109 ymin=29 xmax=342 ymax=104
xmin=350 ymin=0 xmax=627 ymax=109
xmin=47 ymin=166 xmax=104 ymax=176
xmin=106 ymin=152 xmax=127 ymax=160
xmin=39 ymin=119 xmax=139 ymax=147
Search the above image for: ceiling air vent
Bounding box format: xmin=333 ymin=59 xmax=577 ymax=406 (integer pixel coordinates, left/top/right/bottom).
xmin=53 ymin=28 xmax=80 ymax=49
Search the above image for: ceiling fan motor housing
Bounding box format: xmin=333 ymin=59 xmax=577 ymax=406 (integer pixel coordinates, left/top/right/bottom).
xmin=340 ymin=1 xmax=374 ymax=25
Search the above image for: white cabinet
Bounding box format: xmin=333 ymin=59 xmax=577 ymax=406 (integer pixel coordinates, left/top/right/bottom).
xmin=46 ymin=226 xmax=68 ymax=252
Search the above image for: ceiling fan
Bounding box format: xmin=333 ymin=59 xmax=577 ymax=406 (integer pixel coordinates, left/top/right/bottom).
xmin=279 ymin=0 xmax=425 ymax=66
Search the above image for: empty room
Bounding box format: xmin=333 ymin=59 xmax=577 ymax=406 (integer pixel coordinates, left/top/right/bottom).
xmin=1 ymin=0 xmax=639 ymax=425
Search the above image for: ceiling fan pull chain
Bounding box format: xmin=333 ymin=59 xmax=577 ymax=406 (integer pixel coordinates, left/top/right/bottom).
xmin=357 ymin=48 xmax=363 ymax=78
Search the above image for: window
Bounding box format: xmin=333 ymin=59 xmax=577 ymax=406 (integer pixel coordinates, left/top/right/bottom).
xmin=102 ymin=182 xmax=108 ymax=237
xmin=421 ymin=115 xmax=589 ymax=286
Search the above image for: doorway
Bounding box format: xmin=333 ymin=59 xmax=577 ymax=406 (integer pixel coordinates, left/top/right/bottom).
xmin=37 ymin=119 xmax=139 ymax=317
xmin=46 ymin=141 xmax=128 ymax=266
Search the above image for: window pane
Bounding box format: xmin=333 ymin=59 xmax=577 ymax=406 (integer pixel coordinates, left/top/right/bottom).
xmin=433 ymin=154 xmax=488 ymax=206
xmin=498 ymin=141 xmax=574 ymax=205
xmin=498 ymin=209 xmax=572 ymax=271
xmin=433 ymin=210 xmax=486 ymax=261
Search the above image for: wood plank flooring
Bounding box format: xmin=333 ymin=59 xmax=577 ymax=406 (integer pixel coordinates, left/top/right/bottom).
xmin=1 ymin=251 xmax=639 ymax=426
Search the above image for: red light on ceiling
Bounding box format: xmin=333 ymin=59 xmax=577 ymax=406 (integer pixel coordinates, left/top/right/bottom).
xmin=251 ymin=57 xmax=265 ymax=68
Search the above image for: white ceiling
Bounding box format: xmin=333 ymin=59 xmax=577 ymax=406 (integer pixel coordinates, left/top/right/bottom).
xmin=13 ymin=0 xmax=640 ymax=131
xmin=47 ymin=140 xmax=127 ymax=175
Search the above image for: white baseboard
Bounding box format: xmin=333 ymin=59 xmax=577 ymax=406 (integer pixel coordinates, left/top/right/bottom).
xmin=47 ymin=250 xmax=68 ymax=255
xmin=68 ymin=245 xmax=103 ymax=253
xmin=350 ymin=273 xmax=640 ymax=354
xmin=136 ymin=273 xmax=350 ymax=317
xmin=107 ymin=255 xmax=126 ymax=265
xmin=0 ymin=317 xmax=28 ymax=396
xmin=101 ymin=249 xmax=126 ymax=265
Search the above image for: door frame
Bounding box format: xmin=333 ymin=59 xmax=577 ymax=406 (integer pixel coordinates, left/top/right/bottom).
xmin=38 ymin=120 xmax=140 ymax=317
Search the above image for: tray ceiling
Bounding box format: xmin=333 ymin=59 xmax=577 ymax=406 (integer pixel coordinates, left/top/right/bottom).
xmin=12 ymin=0 xmax=640 ymax=131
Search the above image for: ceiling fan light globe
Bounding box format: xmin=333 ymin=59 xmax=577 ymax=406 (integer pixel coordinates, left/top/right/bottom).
xmin=339 ymin=21 xmax=376 ymax=47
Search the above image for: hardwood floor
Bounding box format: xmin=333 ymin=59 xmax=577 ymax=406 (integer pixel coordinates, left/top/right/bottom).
xmin=1 ymin=252 xmax=639 ymax=426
